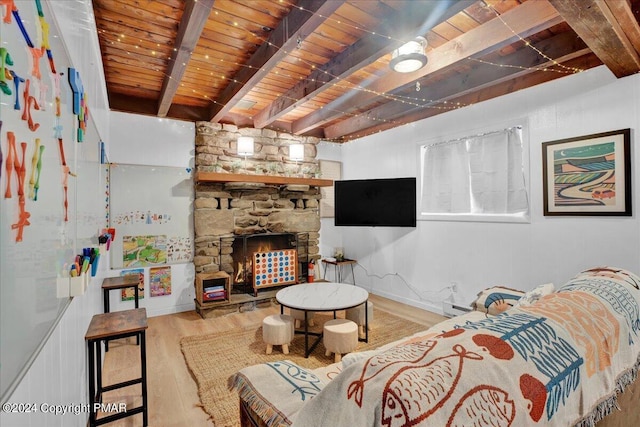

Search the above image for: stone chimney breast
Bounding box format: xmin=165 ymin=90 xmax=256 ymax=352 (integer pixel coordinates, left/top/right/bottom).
xmin=193 ymin=123 xmax=326 ymax=285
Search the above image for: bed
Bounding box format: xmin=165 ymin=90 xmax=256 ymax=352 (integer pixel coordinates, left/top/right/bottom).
xmin=230 ymin=267 xmax=640 ymax=427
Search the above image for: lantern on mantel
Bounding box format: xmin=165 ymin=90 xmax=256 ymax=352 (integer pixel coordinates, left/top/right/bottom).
xmin=289 ymin=143 xmax=304 ymax=161
xmin=237 ymin=136 xmax=254 ymax=171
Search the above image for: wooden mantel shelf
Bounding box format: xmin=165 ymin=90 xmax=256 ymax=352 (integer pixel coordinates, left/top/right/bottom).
xmin=196 ymin=171 xmax=334 ymax=187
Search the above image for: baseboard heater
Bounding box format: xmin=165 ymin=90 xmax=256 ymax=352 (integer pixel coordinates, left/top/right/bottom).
xmin=443 ymin=300 xmax=472 ymax=318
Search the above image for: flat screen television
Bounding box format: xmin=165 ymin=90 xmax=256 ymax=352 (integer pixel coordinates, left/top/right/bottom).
xmin=334 ymin=177 xmax=416 ymax=227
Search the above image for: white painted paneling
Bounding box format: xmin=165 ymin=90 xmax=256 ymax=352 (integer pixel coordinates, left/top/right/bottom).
xmin=319 ymin=66 xmax=640 ymax=313
xmin=0 ymin=275 xmax=103 ymax=426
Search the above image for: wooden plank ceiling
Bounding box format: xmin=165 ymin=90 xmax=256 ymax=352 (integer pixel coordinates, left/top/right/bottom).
xmin=93 ymin=0 xmax=640 ymax=142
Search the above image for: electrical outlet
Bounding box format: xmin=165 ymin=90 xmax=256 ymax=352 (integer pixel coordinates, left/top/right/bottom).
xmin=442 ymin=300 xmax=472 ymax=318
xmin=450 ymin=282 xmax=458 ymax=293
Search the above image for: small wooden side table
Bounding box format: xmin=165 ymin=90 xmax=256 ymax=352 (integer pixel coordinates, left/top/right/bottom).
xmin=321 ymin=259 xmax=357 ymax=284
xmin=85 ymin=308 xmax=148 ymax=427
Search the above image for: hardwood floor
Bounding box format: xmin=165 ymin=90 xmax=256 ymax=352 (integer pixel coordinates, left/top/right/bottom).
xmin=97 ymin=294 xmax=445 ymax=427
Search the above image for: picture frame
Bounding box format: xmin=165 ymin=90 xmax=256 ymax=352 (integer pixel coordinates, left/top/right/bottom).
xmin=542 ymin=128 xmax=631 ymax=216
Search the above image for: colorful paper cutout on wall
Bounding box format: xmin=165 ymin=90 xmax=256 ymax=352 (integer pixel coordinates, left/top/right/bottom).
xmin=149 ymin=266 xmax=171 ymax=297
xmin=120 ymin=268 xmax=144 ymax=301
xmin=111 ymin=210 xmax=173 ymax=225
xmin=122 ymin=234 xmax=167 ymax=267
xmin=167 ymin=236 xmax=192 ymax=263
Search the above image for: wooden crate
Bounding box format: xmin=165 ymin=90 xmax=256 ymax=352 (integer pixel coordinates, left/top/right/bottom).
xmin=195 ymin=271 xmax=231 ymax=306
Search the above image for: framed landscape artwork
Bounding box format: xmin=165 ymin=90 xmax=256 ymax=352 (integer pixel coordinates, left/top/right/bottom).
xmin=542 ymin=129 xmax=631 ymax=216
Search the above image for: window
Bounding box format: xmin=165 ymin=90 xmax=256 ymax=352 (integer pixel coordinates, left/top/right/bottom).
xmin=419 ymin=126 xmax=529 ymax=222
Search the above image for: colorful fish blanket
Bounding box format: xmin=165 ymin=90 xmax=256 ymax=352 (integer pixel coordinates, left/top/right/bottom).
xmin=230 ymin=267 xmax=640 ymax=427
xmin=289 ymin=267 xmax=640 ymax=427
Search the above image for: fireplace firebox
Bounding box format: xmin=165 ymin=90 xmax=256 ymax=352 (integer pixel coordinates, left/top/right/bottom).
xmin=231 ymin=233 xmax=309 ymax=295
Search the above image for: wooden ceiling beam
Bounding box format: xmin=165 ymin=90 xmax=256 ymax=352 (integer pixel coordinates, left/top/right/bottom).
xmin=548 ymin=0 xmax=640 ymax=78
xmin=110 ymin=93 xmax=208 ymax=122
xmin=604 ymin=0 xmax=640 ymax=55
xmin=252 ymin=0 xmax=474 ymax=129
xmin=325 ymin=31 xmax=591 ymax=139
xmin=292 ymin=0 xmax=563 ymax=135
xmin=337 ymin=53 xmax=602 ymax=141
xmin=219 ymin=113 xmax=297 ymax=136
xmin=157 ymin=0 xmax=215 ymax=117
xmin=206 ymin=0 xmax=345 ymax=122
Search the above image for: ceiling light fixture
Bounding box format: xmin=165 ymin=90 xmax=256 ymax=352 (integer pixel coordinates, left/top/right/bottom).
xmin=390 ymin=36 xmax=428 ymax=73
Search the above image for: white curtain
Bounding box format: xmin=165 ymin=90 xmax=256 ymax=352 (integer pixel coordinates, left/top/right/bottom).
xmin=421 ymin=127 xmax=528 ymax=216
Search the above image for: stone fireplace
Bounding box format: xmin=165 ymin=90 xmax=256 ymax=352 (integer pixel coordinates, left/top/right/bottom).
xmin=193 ymin=122 xmax=328 ymax=300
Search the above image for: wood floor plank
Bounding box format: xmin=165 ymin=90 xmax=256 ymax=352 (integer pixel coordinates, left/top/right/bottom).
xmin=98 ymin=294 xmax=444 ymax=426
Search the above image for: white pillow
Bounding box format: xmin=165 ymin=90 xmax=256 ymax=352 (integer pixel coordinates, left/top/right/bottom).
xmin=515 ymin=283 xmax=555 ymax=307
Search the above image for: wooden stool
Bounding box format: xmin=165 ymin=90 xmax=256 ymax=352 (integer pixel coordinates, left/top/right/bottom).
xmin=102 ymin=275 xmax=141 ymax=351
xmin=262 ymin=314 xmax=294 ymax=355
xmin=345 ymin=301 xmax=374 ymax=337
xmin=323 ymin=319 xmax=358 ymax=363
xmin=102 ymin=275 xmax=140 ymax=313
xmin=85 ymin=308 xmax=148 ymax=427
xmin=289 ymin=308 xmax=315 ymax=329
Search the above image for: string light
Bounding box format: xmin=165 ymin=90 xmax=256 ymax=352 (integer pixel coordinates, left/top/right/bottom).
xmin=468 ymin=57 xmax=578 ymax=75
xmin=98 ymin=26 xmax=466 ymax=118
xmin=98 ymin=31 xmax=463 ymax=141
xmin=481 ymin=1 xmax=584 ymax=75
xmin=95 ymin=0 xmax=586 ymax=141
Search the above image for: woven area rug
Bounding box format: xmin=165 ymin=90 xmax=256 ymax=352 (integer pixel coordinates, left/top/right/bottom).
xmin=180 ymin=309 xmax=430 ymax=427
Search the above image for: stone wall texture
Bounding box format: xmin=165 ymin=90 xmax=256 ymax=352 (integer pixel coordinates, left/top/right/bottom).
xmin=194 ymin=122 xmax=323 ymax=283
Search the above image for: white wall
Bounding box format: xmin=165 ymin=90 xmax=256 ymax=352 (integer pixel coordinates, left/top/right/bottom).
xmin=105 ymin=111 xmax=196 ymax=316
xmin=317 ymin=142 xmax=344 ymax=259
xmin=318 ymin=66 xmax=640 ymax=314
xmin=108 ymin=111 xmax=195 ymax=168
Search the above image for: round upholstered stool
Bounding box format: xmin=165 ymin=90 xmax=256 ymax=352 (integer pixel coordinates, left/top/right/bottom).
xmin=345 ymin=301 xmax=374 ymax=337
xmin=262 ymin=314 xmax=294 ymax=355
xmin=323 ymin=319 xmax=358 ymax=363
xmin=289 ymin=309 xmax=315 ymax=329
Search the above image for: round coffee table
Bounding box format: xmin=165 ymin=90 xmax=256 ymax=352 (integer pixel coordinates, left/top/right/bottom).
xmin=276 ymin=282 xmax=369 ymax=357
